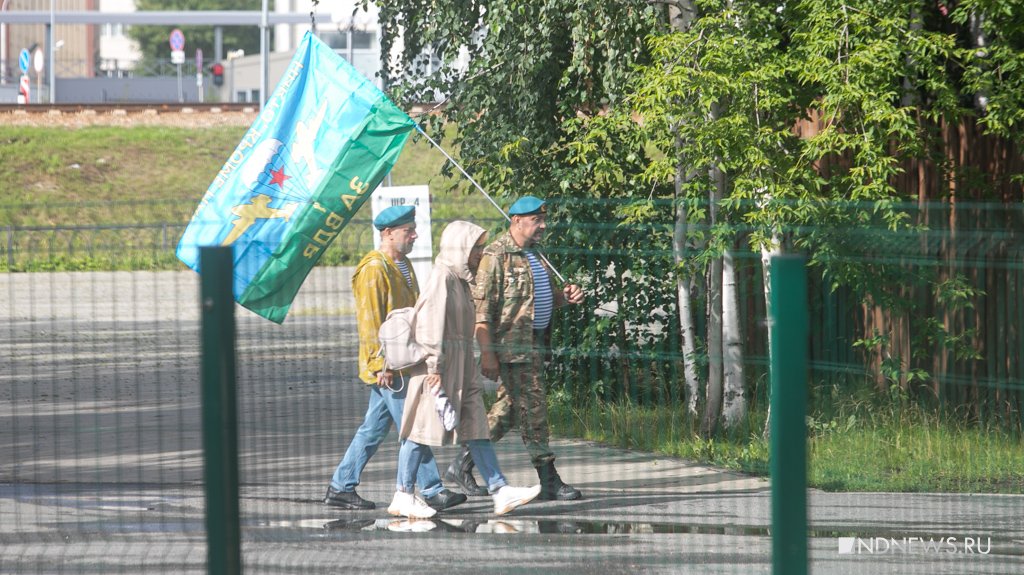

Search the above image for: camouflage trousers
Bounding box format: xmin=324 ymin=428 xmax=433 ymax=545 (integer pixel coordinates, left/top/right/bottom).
xmin=487 ymin=351 xmax=555 ymax=468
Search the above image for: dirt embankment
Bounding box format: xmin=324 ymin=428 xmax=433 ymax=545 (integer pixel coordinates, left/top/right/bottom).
xmin=0 ymin=107 xmax=258 ymax=129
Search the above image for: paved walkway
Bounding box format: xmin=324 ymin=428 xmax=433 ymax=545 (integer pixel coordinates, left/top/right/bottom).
xmin=1 ymin=270 xmax=1022 ymax=574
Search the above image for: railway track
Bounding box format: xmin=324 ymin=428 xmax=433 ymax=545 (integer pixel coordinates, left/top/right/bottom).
xmin=0 ymin=102 xmax=259 ymax=115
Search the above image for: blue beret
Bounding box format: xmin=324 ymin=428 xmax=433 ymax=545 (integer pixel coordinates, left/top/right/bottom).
xmin=508 ymin=196 xmax=546 ymax=216
xmin=373 ymin=205 xmax=416 ymax=230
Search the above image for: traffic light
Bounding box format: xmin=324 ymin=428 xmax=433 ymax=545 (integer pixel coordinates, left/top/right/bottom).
xmin=211 ymin=63 xmax=224 ymax=86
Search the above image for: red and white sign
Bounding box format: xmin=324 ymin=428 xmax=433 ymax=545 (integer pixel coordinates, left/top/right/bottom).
xmin=17 ymin=74 xmax=30 ymax=105
xmin=170 ymin=29 xmax=186 ymax=64
xmin=169 ymin=29 xmax=185 ymax=52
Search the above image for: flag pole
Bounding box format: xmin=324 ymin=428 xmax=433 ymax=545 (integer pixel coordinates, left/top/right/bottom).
xmin=412 ymin=124 xmax=568 ymax=285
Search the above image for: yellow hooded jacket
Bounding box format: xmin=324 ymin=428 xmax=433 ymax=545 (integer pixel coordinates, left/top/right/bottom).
xmin=352 ymin=250 xmax=419 ymax=384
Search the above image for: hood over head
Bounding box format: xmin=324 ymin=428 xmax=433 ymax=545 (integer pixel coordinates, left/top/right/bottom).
xmin=435 ymin=220 xmax=487 ymax=281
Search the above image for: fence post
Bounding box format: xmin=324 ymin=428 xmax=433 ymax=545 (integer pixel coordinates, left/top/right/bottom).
xmin=199 ymin=246 xmax=242 ymax=575
xmin=5 ymin=225 xmax=12 ymax=269
xmin=769 ymin=255 xmax=808 ymax=575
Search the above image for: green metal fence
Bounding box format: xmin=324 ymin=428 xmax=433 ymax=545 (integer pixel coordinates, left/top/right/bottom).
xmin=1 ymin=200 xmax=1022 ymax=573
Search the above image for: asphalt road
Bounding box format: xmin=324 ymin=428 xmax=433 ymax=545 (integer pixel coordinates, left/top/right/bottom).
xmin=1 ymin=270 xmax=1022 ymax=574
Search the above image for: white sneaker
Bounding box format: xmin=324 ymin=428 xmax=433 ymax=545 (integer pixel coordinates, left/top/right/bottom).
xmin=491 ymin=520 xmax=520 ymax=534
xmin=491 ymin=485 xmax=542 ymax=516
xmin=387 ymin=519 xmax=438 ymax=532
xmin=388 ymin=491 xmax=437 ymax=519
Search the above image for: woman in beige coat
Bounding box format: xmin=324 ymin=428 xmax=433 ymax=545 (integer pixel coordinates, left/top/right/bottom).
xmin=388 ymin=221 xmax=541 ymax=519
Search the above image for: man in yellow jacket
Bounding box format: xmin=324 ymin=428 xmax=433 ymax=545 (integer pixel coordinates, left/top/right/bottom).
xmin=324 ymin=205 xmax=466 ymax=512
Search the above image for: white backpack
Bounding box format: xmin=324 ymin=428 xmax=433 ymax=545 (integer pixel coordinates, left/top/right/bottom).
xmin=377 ymin=306 xmax=427 ymax=371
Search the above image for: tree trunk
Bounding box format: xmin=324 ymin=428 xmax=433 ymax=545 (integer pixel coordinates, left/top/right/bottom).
xmin=760 ymin=234 xmax=781 ymax=438
xmin=701 ymin=149 xmax=726 ymax=438
xmin=701 ymin=253 xmax=724 ymax=437
xmin=673 ymin=137 xmax=701 ymax=415
xmin=674 ymin=202 xmax=702 ymax=415
xmin=970 ymin=11 xmax=989 ymax=112
xmin=667 ymin=0 xmax=696 ymax=31
xmin=612 ymin=268 xmax=633 ymax=401
xmin=668 ymin=2 xmax=702 ymax=416
xmin=721 ymin=246 xmax=746 ymax=429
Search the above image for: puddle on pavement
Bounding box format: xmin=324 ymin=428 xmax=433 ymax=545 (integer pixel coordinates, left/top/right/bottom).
xmin=2 ymin=483 xmax=186 ymax=512
xmin=66 ymin=520 xmax=208 ymax=534
xmin=302 ymin=518 xmax=773 ymax=536
xmin=49 ymin=517 xmax=769 ymax=537
xmin=40 ymin=515 xmax=1023 ymax=559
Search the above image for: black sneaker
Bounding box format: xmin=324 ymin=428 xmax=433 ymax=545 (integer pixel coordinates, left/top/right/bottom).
xmin=423 ymin=488 xmax=468 ymax=511
xmin=324 ymin=486 xmax=375 ymax=510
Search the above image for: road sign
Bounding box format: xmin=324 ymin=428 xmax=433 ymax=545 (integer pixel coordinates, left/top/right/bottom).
xmin=196 ymin=48 xmax=204 ymax=103
xmin=171 ymin=50 xmax=185 ymax=65
xmin=33 ymin=49 xmax=44 ymax=75
xmin=19 ymin=49 xmax=30 ymax=74
xmin=169 ymin=29 xmax=185 ymax=52
xmin=372 ymin=186 xmax=433 ymax=286
xmin=18 ymin=74 xmax=30 ymax=104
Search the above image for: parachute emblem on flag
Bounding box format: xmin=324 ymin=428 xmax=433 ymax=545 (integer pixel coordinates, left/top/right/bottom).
xmin=220 ymin=194 xmax=298 ymax=247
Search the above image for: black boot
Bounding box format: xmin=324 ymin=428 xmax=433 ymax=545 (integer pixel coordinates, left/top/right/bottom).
xmin=443 ymin=446 xmax=489 ymax=496
xmin=536 ymin=461 xmax=582 ymax=501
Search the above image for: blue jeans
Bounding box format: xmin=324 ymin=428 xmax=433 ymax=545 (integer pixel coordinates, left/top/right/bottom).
xmin=398 ymin=439 xmax=506 ymax=494
xmin=330 ymin=384 xmax=443 ymax=498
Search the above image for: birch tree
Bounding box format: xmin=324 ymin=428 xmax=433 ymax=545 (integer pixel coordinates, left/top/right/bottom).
xmin=361 ymin=0 xmax=1024 ymax=432
xmin=668 ymin=1 xmax=702 ymax=417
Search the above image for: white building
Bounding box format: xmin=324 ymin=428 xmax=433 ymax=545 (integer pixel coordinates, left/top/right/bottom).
xmin=97 ymin=0 xmax=140 ymax=75
xmin=223 ymin=1 xmax=382 ymax=104
xmin=0 ymin=1 xmax=402 ymax=103
xmin=91 ymin=1 xmax=380 ymax=79
xmin=274 ymin=0 xmax=378 ymax=55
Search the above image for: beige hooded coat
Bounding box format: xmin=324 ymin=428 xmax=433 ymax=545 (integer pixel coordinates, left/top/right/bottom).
xmin=399 ymin=221 xmax=490 ymax=447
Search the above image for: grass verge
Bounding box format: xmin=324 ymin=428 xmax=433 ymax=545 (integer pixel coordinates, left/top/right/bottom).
xmin=549 ymin=397 xmax=1024 ymax=493
xmin=0 ymin=124 xmax=501 ymax=271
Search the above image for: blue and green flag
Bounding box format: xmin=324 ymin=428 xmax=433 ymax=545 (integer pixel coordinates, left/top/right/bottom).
xmin=177 ymin=32 xmax=415 ymax=323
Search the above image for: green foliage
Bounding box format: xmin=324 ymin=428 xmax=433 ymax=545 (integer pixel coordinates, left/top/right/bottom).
xmin=548 ymin=397 xmax=771 ymax=475
xmin=370 ymin=0 xmax=1024 ymax=422
xmin=1 ymin=253 xmax=180 ymax=273
xmin=850 ymin=270 xmax=985 ymax=388
xmin=129 ymin=0 xmax=262 ymax=72
xmin=950 ymin=0 xmax=1024 ymax=142
xmin=372 ymin=1 xmax=676 ymax=404
xmin=806 ymin=390 xmax=1024 ymax=492
xmin=550 ymin=386 xmax=1024 ymax=493
xmin=372 ymin=0 xmax=663 ymax=200
xmin=628 ymin=0 xmax=971 ymax=259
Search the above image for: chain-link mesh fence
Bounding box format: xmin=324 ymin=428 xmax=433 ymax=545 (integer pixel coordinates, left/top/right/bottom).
xmin=1 ymin=200 xmax=1022 ymax=573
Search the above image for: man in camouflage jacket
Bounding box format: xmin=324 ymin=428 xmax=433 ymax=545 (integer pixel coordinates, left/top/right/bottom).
xmin=443 ymin=196 xmax=586 ymax=501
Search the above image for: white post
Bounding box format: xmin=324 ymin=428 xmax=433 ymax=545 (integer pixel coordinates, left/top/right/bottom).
xmin=372 ymin=186 xmax=433 ymax=289
xmin=0 ymin=0 xmax=11 ymax=85
xmin=48 ymin=0 xmax=55 ymax=103
xmin=260 ymin=0 xmax=268 ymax=109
